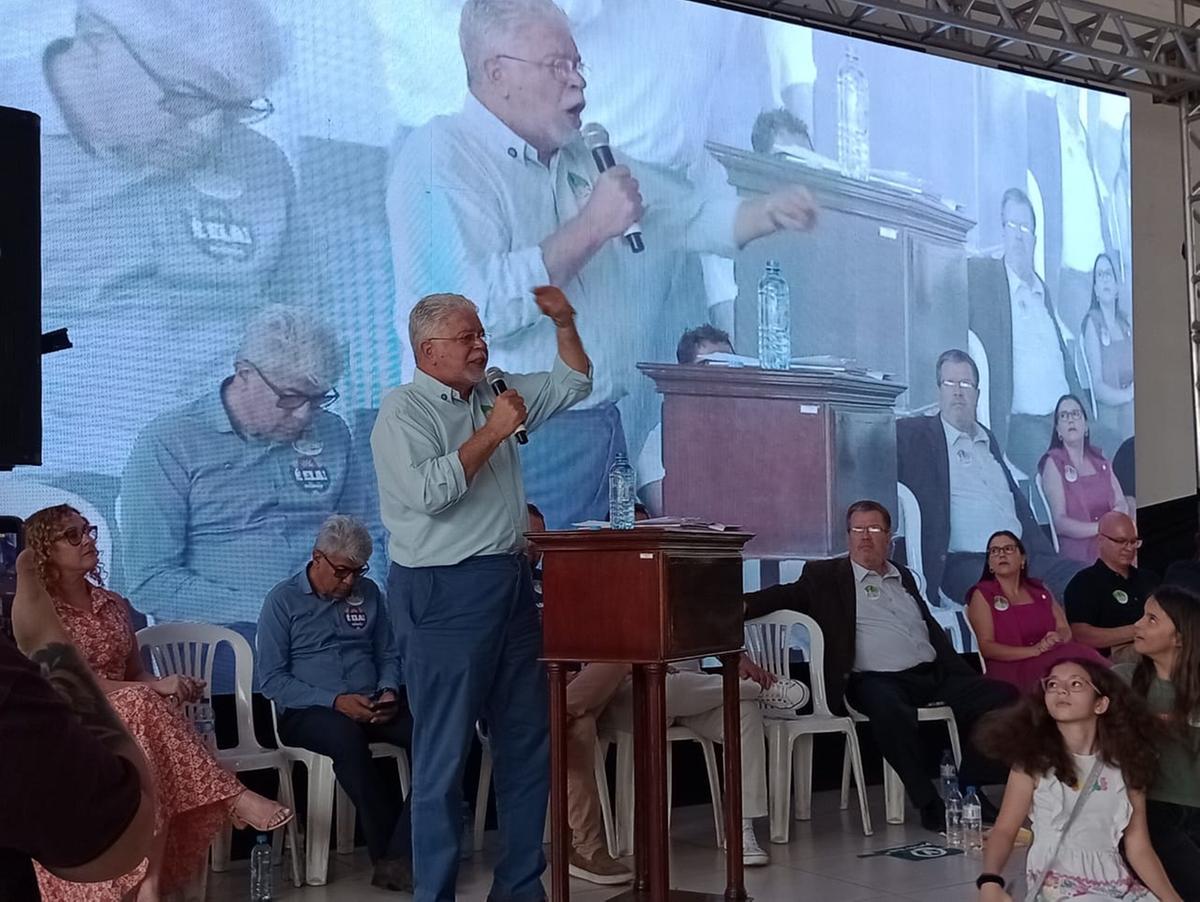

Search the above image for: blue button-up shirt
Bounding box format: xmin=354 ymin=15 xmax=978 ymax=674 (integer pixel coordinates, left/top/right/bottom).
xmin=120 ymin=382 xmax=365 ymax=625
xmin=256 ymin=568 xmax=400 ymax=711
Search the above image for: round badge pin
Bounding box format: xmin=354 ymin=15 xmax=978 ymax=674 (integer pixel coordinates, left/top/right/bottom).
xmin=1064 ymin=465 xmax=1079 ymax=483
xmin=1113 ymin=589 xmax=1129 ymax=605
xmin=864 ymin=584 xmax=880 ymax=599
xmin=293 ymin=437 xmax=324 ymax=456
xmin=993 ymin=596 xmax=1010 ymax=612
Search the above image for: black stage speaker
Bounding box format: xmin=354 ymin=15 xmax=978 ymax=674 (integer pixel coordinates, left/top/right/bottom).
xmin=0 ymin=105 xmax=41 ymax=469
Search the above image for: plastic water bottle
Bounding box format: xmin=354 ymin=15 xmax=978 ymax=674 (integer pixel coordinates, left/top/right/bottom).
xmin=837 ymin=46 xmax=870 ymax=180
xmin=939 ymin=749 xmax=958 ymax=800
xmin=191 ymin=698 xmax=217 ymax=755
xmin=756 ymin=260 xmax=791 ymax=371
xmin=962 ymin=786 xmax=983 ymax=853
xmin=250 ymin=834 xmax=273 ymax=901
xmin=608 ymin=454 xmax=636 ymax=530
xmin=945 ymin=784 xmax=964 ymax=849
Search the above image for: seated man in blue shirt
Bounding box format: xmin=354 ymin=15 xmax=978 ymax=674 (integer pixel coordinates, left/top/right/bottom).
xmin=257 ymin=515 xmax=412 ymax=892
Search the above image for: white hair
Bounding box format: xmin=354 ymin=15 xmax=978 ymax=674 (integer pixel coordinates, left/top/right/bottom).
xmin=314 ymin=514 xmax=372 ymax=564
xmin=236 ymin=304 xmax=345 ymax=390
xmin=408 ymin=293 xmax=479 ymax=356
xmin=459 ymin=0 xmax=569 ymax=85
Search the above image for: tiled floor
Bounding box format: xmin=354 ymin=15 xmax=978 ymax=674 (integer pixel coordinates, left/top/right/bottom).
xmin=207 ymin=786 xmax=1025 ymax=900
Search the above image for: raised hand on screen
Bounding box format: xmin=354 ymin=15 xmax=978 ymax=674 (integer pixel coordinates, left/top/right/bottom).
xmin=533 ymin=285 xmax=577 ymax=327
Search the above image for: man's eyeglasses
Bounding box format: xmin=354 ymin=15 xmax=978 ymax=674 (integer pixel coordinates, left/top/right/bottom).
xmin=1003 ymin=220 xmax=1035 ymax=236
xmin=940 ymin=379 xmax=977 ymax=391
xmin=1057 ymin=409 xmax=1085 ymax=422
xmin=103 ymin=17 xmax=274 ymax=124
xmin=427 ymin=331 xmax=488 ymax=348
xmin=848 ymin=526 xmax=886 ymax=536
xmin=988 ymin=544 xmax=1020 ymax=557
xmin=316 ymin=552 xmax=368 ymax=581
xmin=250 ymin=364 xmax=339 ymax=411
xmin=494 ymin=54 xmax=588 ymax=84
xmin=1040 ymin=676 xmax=1099 ymax=695
xmin=58 ymin=524 xmax=99 ymax=546
xmin=1100 ymin=534 xmax=1143 ymax=549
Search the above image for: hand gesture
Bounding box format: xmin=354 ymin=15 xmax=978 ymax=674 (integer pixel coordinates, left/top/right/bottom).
xmin=533 ymin=285 xmax=576 ymax=327
xmin=487 ymin=388 xmax=527 ymax=439
xmin=370 ymin=690 xmax=399 ymax=724
xmin=335 ymin=693 xmax=376 ymax=723
xmin=762 ymin=184 xmax=819 ymax=232
xmin=582 ymin=165 xmax=643 ymax=242
xmin=738 ymin=653 xmax=778 ymax=690
xmin=153 ymin=674 xmax=205 ymax=702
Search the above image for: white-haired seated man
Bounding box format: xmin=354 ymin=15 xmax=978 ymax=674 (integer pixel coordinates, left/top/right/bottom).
xmin=257 ymin=514 xmax=412 ymax=891
xmin=119 ymin=304 xmax=369 ymax=688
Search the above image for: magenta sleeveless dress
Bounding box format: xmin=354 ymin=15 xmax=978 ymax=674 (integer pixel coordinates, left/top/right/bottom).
xmin=971 ymin=578 xmax=1109 ymax=691
xmin=1040 ymin=446 xmax=1118 ymax=563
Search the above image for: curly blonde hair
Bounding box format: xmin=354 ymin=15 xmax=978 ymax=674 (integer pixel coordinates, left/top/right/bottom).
xmin=22 ymin=504 xmax=106 ymax=593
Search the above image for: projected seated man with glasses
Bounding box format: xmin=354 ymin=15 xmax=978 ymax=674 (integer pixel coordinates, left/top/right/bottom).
xmin=257 ymin=515 xmax=414 ymax=892
xmin=1 ymin=0 xmax=311 ymax=489
xmin=119 ymin=306 xmax=366 ymax=688
xmin=967 ymin=188 xmax=1087 ymax=479
xmin=387 ymin=0 xmax=818 ymax=530
xmin=1064 ymin=512 xmax=1158 ymax=662
xmin=741 ymin=500 xmax=1018 ymax=834
xmin=897 ymin=349 xmax=1084 ymax=607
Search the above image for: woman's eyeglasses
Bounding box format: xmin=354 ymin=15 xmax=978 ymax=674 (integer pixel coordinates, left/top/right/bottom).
xmin=58 ymin=524 xmax=99 ymax=546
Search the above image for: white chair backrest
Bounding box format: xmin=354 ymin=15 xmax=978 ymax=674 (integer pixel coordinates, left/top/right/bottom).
xmin=745 ymin=610 xmax=835 ymax=718
xmin=0 ymin=477 xmax=113 ymax=568
xmin=896 ymin=482 xmax=926 ymax=597
xmin=1034 ymin=470 xmax=1061 ymax=552
xmin=967 ymin=329 xmax=990 ymax=430
xmin=137 ymin=623 xmax=255 ymax=749
xmin=1072 ymin=338 xmax=1099 ymax=418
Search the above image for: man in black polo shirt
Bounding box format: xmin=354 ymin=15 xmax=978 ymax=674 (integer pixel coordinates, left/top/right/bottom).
xmin=1064 ymin=512 xmax=1158 ymax=660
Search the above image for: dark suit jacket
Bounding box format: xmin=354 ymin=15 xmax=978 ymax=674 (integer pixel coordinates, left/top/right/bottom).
xmin=743 ymin=556 xmax=969 ymax=716
xmin=896 ymin=413 xmax=1051 ymax=598
xmin=967 ymin=255 xmax=1084 ymax=451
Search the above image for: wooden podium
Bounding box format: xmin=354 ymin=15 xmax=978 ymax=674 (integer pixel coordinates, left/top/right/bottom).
xmin=532 ymin=527 xmax=754 ymax=902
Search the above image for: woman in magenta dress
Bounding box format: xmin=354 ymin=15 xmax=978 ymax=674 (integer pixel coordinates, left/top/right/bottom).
xmin=24 ymin=505 xmax=292 ymax=902
xmin=966 ymin=529 xmax=1108 ymax=690
xmin=1039 ymin=393 xmax=1130 ymax=564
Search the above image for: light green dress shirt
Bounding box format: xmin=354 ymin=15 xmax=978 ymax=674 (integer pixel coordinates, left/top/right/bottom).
xmin=372 ymin=357 xmax=591 ymax=567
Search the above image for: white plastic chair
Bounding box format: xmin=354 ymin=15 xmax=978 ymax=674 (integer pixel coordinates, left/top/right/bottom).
xmin=840 ymin=699 xmax=962 ymax=825
xmin=136 ymin=624 xmax=303 ymax=887
xmin=1035 ymin=470 xmax=1062 ymax=552
xmin=967 ymin=329 xmax=991 ymax=430
xmin=473 ymin=723 xmax=616 ymax=857
xmin=744 ymin=612 xmax=872 ymax=841
xmin=896 ymin=482 xmax=970 ymax=652
xmin=268 ymin=700 xmax=410 ymax=886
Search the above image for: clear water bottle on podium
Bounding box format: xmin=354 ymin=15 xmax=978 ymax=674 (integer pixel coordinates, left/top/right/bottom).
xmin=250 ymin=834 xmax=273 ymax=901
xmin=756 ymin=260 xmax=791 ymax=371
xmin=608 ymin=453 xmax=636 ymax=530
xmin=837 ymin=46 xmax=870 ymax=180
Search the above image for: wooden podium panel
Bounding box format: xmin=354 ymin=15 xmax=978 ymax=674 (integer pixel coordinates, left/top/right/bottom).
xmin=532 ymin=528 xmax=753 ymax=902
xmin=639 ymin=364 xmax=904 ymax=561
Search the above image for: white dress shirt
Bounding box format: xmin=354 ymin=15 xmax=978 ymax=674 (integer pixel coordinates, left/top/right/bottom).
xmin=850 ymin=561 xmax=937 ymax=673
xmin=942 ymin=416 xmax=1023 ymax=553
xmin=1005 ymin=262 xmax=1070 ymax=416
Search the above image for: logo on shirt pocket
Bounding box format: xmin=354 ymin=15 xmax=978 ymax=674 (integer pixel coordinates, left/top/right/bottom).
xmin=293 ymin=456 xmax=330 ymax=493
xmin=344 ymin=606 xmax=368 ymax=629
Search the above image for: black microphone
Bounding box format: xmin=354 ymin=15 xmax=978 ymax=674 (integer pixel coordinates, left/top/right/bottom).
xmin=580 ymin=122 xmax=644 ymax=254
xmin=485 ymin=367 xmax=529 ymax=445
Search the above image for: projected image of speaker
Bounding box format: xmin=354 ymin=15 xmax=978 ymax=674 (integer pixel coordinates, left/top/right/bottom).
xmin=0 ymin=105 xmax=41 ymax=470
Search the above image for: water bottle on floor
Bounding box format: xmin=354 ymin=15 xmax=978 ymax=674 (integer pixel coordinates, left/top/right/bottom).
xmin=250 ymin=834 xmax=272 ymax=901
xmin=962 ymin=786 xmax=983 ymax=853
xmin=608 ymin=453 xmax=635 ymax=530
xmin=756 ymin=260 xmax=791 ymax=371
xmin=938 ymin=750 xmax=957 ymax=800
xmin=944 ymin=783 xmax=964 ymax=849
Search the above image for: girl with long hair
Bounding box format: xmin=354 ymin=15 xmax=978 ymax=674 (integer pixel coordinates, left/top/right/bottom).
xmin=24 ymin=505 xmax=292 ymax=902
xmin=976 ymin=659 xmax=1179 ymax=901
xmin=1115 ymin=586 xmax=1200 ymax=899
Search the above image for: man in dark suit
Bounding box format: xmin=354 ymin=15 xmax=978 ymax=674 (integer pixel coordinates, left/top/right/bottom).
xmin=967 ymin=187 xmax=1085 ymax=477
xmin=897 ymin=349 xmax=1083 ymax=605
xmin=743 ymin=500 xmax=1017 ymax=832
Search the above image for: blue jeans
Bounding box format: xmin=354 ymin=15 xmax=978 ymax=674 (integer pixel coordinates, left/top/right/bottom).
xmin=388 ymin=555 xmax=548 ymax=902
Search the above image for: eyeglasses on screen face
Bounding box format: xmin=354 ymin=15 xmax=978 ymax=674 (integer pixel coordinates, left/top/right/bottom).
xmin=988 ymin=544 xmax=1020 ymax=557
xmin=939 ymin=379 xmax=977 ymax=391
xmin=427 ymin=330 xmax=488 ymax=347
xmin=848 ymin=526 xmax=886 ymax=536
xmin=58 ymin=524 xmax=99 ymax=546
xmin=1003 ymin=220 xmax=1035 ymax=236
xmin=316 ymin=552 xmax=368 ymax=581
xmin=494 ymin=54 xmax=588 ymax=84
xmin=250 ymin=364 xmax=339 ymax=411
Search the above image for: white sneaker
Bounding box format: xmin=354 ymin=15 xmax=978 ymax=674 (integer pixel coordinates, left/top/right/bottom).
xmin=742 ymin=821 xmax=769 ymax=867
xmin=758 ymin=678 xmax=810 ymax=712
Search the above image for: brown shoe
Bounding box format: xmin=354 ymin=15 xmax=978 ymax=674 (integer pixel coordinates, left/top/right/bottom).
xmin=568 ymin=849 xmax=632 ymax=886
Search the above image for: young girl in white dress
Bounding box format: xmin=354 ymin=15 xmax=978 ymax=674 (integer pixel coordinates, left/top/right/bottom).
xmin=976 ymin=659 xmax=1180 ymax=902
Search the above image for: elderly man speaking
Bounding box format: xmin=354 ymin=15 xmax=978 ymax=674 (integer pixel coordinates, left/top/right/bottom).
xmin=372 ymin=285 xmax=590 ymax=901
